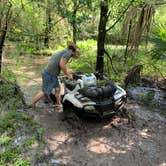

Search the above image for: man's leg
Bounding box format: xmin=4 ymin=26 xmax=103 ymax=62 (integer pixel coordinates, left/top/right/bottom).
xmin=31 ymin=91 xmax=45 ymax=107
xmin=55 ymin=87 xmax=62 ymax=105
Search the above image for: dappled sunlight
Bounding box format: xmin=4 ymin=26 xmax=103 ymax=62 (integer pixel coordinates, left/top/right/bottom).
xmin=159 ymin=163 xmax=166 ymax=166
xmin=110 ymin=45 xmax=125 ymax=50
xmin=86 ymin=137 xmax=133 ymax=154
xmin=87 ymin=137 xmax=112 ymax=154
xmin=26 ymin=79 xmax=41 ymax=86
xmin=47 ymin=132 xmax=70 ymax=150
xmin=17 ymin=66 xmax=39 ymax=77
xmin=4 ymin=55 xmax=49 ymax=76
xmin=34 ymin=56 xmax=50 ymax=64
xmin=138 ymin=128 xmax=151 ymax=139
xmin=49 ymin=132 xmax=70 ymax=143
xmin=33 ymin=102 xmax=166 ymax=165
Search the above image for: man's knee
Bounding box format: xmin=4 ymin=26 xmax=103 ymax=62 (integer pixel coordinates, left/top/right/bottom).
xmin=55 ymin=87 xmax=60 ymax=94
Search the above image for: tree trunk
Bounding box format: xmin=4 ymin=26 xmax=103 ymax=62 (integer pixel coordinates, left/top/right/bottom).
xmin=0 ymin=4 xmax=12 ymax=73
xmin=96 ymin=0 xmax=108 ymax=79
xmin=0 ymin=29 xmax=7 ymax=73
xmin=44 ymin=0 xmax=52 ymax=48
xmin=72 ymin=0 xmax=77 ymax=44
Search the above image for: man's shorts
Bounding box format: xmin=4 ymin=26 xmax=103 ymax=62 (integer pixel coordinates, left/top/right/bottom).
xmin=42 ymin=70 xmax=60 ymax=95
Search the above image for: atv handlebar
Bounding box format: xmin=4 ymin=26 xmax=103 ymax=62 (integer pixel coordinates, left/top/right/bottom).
xmin=73 ymin=73 xmax=82 ymax=80
xmin=59 ymin=73 xmax=82 ymax=82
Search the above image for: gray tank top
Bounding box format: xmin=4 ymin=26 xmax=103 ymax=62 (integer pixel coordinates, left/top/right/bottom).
xmin=44 ymin=49 xmax=71 ymax=77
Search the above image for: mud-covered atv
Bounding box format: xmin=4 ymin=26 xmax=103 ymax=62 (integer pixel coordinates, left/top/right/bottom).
xmin=51 ymin=73 xmax=127 ymax=119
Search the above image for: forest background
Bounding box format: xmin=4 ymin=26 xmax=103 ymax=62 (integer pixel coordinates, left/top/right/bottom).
xmin=1 ymin=0 xmax=166 ymax=82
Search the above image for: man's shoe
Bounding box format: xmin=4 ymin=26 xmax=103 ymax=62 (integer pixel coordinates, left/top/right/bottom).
xmin=54 ymin=104 xmax=63 ymax=112
xmin=24 ymin=104 xmax=35 ymax=110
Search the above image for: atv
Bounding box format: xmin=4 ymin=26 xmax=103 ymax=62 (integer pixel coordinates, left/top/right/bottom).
xmin=53 ymin=73 xmax=127 ymax=119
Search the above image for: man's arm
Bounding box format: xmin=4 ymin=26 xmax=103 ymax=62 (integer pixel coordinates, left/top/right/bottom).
xmin=59 ymin=57 xmax=73 ymax=80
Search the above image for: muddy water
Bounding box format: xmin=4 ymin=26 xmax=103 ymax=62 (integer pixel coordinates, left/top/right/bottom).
xmin=128 ymin=86 xmax=166 ymax=111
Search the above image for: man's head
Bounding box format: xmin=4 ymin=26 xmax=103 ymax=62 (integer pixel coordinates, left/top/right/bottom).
xmin=67 ymin=41 xmax=80 ymax=59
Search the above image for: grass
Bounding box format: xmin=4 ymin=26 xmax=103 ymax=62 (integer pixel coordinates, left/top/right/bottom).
xmin=0 ymin=71 xmax=45 ymax=165
xmin=0 ymin=70 xmax=23 ymax=110
xmin=0 ymin=110 xmax=45 ymax=165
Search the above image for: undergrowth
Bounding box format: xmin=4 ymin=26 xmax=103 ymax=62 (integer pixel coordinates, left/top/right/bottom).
xmin=0 ymin=70 xmax=45 ymax=165
xmin=0 ymin=110 xmax=45 ymax=165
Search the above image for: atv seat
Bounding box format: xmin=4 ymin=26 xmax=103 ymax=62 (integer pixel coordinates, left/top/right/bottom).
xmin=79 ymin=81 xmax=117 ymax=100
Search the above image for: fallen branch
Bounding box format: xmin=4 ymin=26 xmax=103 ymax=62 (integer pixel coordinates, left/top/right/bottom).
xmin=104 ymin=49 xmax=117 ymax=73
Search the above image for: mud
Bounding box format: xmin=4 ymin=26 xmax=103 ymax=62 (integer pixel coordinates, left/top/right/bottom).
xmin=4 ymin=55 xmax=166 ymax=166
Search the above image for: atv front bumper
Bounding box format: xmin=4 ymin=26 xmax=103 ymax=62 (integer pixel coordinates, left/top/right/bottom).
xmin=73 ymin=95 xmax=127 ymax=119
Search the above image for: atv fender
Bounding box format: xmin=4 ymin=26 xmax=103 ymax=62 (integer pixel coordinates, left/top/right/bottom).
xmin=114 ymin=85 xmax=126 ymax=100
xmin=63 ymin=93 xmax=83 ymax=108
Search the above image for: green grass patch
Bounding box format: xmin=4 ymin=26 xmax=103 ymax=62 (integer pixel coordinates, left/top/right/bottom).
xmin=0 ymin=110 xmax=44 ymax=165
xmin=0 ymin=72 xmax=23 ymax=110
xmin=0 ymin=132 xmax=12 ymax=146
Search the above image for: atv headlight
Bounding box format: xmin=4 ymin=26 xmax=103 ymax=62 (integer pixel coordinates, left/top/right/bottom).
xmin=84 ymin=105 xmax=95 ymax=111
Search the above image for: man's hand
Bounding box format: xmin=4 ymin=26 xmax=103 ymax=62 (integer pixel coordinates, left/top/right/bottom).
xmin=59 ymin=57 xmax=73 ymax=80
xmin=67 ymin=73 xmax=73 ymax=80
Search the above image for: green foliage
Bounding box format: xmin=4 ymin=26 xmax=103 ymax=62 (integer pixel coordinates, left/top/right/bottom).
xmin=23 ymin=137 xmax=36 ymax=147
xmin=0 ymin=110 xmax=44 ymax=165
xmin=12 ymin=159 xmax=30 ymax=166
xmin=68 ymin=40 xmax=97 ymax=73
xmin=1 ymin=0 xmax=165 ymax=84
xmin=45 ymin=0 xmax=98 ymax=43
xmin=150 ymin=23 xmax=166 ymax=60
xmin=101 ymin=43 xmax=165 ymax=84
xmin=0 ymin=146 xmax=18 ymax=165
xmin=0 ymin=145 xmax=30 ymax=165
xmin=9 ymin=0 xmax=45 ymax=49
xmin=0 ymin=110 xmax=29 ymax=133
xmin=1 ymin=68 xmax=17 ymax=82
xmin=36 ymin=128 xmax=45 ymax=142
xmin=0 ymin=132 xmax=12 ymax=146
xmin=0 ymin=71 xmax=23 ymax=110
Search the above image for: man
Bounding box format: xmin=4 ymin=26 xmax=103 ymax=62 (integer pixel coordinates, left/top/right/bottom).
xmin=31 ymin=41 xmax=80 ymax=109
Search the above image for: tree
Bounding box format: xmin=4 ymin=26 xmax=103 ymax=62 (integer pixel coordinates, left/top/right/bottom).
xmin=0 ymin=0 xmax=12 ymax=73
xmin=55 ymin=0 xmax=94 ymax=43
xmin=96 ymin=0 xmax=108 ymax=78
xmin=44 ymin=0 xmax=52 ymax=47
xmin=96 ymin=0 xmax=133 ymax=78
xmin=44 ymin=0 xmax=62 ymax=47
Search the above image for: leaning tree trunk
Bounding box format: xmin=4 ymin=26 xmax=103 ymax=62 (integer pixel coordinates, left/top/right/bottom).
xmin=0 ymin=3 xmax=12 ymax=73
xmin=96 ymin=0 xmax=108 ymax=79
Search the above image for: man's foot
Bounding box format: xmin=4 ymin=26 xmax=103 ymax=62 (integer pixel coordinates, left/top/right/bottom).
xmin=54 ymin=104 xmax=63 ymax=112
xmin=46 ymin=108 xmax=54 ymax=114
xmin=23 ymin=104 xmax=34 ymax=109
